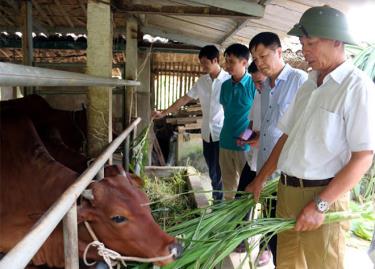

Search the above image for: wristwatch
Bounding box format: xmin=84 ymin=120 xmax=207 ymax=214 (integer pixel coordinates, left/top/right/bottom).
xmin=314 ymin=196 xmax=329 ymax=213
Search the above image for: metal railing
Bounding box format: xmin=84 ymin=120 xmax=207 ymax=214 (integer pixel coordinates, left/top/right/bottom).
xmin=0 ymin=63 xmax=142 ymax=269
xmin=0 ymin=62 xmax=140 ymax=87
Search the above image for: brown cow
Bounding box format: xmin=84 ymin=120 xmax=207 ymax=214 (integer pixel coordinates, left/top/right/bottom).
xmin=0 ymin=94 xmax=87 ymax=152
xmin=0 ymin=114 xmax=182 ymax=268
xmin=0 ymin=95 xmax=89 ymax=173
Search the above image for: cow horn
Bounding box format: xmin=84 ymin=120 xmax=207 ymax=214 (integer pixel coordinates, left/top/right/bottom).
xmin=81 ymin=189 xmax=94 ymax=200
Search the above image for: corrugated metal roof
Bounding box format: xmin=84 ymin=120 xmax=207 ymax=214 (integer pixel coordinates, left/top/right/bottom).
xmin=0 ymin=0 xmax=368 ymax=51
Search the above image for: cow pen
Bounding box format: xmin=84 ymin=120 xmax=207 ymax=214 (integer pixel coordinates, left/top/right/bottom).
xmin=0 ymin=62 xmax=140 ymax=269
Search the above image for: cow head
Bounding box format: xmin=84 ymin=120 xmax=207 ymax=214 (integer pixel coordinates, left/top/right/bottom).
xmin=78 ymin=165 xmax=182 ymax=266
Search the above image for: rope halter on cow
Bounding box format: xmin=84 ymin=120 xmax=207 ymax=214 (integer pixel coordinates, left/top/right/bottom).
xmin=83 ymin=221 xmax=178 ymax=269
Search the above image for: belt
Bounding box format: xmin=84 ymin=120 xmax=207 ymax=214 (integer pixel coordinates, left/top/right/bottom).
xmin=280 ymin=173 xmax=332 ymax=188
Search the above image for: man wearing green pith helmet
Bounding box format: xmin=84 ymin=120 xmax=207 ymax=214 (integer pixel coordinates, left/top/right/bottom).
xmin=246 ymin=5 xmax=375 ymax=268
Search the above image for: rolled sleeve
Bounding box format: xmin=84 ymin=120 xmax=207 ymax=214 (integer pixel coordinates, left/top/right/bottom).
xmin=345 ymin=80 xmax=375 ymax=152
xmin=187 ymin=83 xmax=199 ymax=99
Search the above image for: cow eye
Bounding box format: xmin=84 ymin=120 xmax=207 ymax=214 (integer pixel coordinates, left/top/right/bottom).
xmin=111 ymin=215 xmax=127 ymax=223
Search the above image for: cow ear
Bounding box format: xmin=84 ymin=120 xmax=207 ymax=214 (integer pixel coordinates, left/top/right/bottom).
xmin=104 ymin=164 xmax=125 ymax=177
xmin=126 ymin=172 xmax=144 ymax=188
xmin=77 ymin=200 xmax=97 ymax=223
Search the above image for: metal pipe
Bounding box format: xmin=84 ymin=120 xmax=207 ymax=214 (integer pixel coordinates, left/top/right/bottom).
xmin=63 ymin=203 xmax=79 ymax=269
xmin=0 ymin=117 xmax=141 ymax=269
xmin=0 ymin=62 xmax=141 ymax=87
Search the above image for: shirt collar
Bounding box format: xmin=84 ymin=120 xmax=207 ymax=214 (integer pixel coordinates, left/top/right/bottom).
xmin=232 ymin=72 xmax=249 ymax=87
xmin=308 ymin=61 xmax=353 ymax=86
xmin=277 ymin=64 xmax=292 ymax=81
xmin=324 ymin=61 xmax=353 ymax=84
xmin=217 ymin=69 xmax=228 ymax=80
xmin=206 ymin=68 xmax=227 ymax=81
xmin=264 ymin=64 xmax=291 ymax=88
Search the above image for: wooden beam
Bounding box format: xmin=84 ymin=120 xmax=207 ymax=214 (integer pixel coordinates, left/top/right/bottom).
xmin=186 ymin=0 xmax=265 ymax=18
xmin=141 ymin=25 xmax=215 ymax=48
xmin=32 ymin=19 xmax=48 ymax=33
xmin=116 ymin=4 xmax=251 ymax=18
xmin=0 ymin=49 xmax=9 ymax=58
xmin=32 ymin=0 xmax=54 ymax=27
xmin=78 ymin=0 xmax=87 ymax=15
xmin=124 ymin=16 xmax=138 ymax=126
xmin=54 ymin=0 xmax=75 ymax=28
xmin=21 ymin=0 xmax=33 ymax=96
xmin=219 ymin=19 xmax=248 ymax=46
xmin=21 ymin=1 xmax=33 ymax=66
xmin=4 ymin=0 xmax=19 ymax=11
xmin=259 ymin=0 xmax=273 ymax=4
xmin=0 ymin=11 xmax=16 ymax=26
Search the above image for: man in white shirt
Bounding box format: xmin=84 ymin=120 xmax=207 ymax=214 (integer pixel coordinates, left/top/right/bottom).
xmin=152 ymin=45 xmax=230 ymax=201
xmin=245 ymin=32 xmax=307 ymax=266
xmin=246 ymin=6 xmax=375 ymax=269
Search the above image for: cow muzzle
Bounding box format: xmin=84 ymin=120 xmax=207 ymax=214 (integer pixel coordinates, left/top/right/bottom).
xmin=168 ymin=242 xmax=183 ymax=259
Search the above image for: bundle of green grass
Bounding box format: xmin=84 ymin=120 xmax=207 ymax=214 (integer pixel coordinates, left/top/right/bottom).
xmin=129 ymin=126 xmax=374 ymax=268
xmin=128 ymin=180 xmax=374 ymax=269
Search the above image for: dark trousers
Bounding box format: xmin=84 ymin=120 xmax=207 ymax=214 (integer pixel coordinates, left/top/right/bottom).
xmin=236 ymin=163 xmax=277 ymax=265
xmin=203 ymin=138 xmax=222 ymax=201
xmin=262 ymin=193 xmax=277 ymax=266
xmin=236 ymin=162 xmax=256 ymax=194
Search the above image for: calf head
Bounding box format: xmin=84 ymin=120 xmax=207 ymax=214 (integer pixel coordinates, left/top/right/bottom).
xmin=78 ymin=165 xmax=182 ymax=266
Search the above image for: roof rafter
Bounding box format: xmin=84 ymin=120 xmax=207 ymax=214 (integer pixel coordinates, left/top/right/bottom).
xmin=32 ymin=0 xmax=54 ymax=27
xmin=219 ymin=19 xmax=248 ymax=46
xmin=115 ymin=4 xmax=252 ymax=18
xmin=141 ymin=25 xmax=217 ymax=48
xmin=185 ymin=0 xmax=265 ymax=18
xmin=78 ymin=0 xmax=87 ymax=15
xmin=54 ymin=0 xmax=75 ymax=28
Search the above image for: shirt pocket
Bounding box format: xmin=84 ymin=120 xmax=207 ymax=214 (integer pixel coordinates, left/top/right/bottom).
xmin=308 ymin=107 xmax=345 ymax=154
xmin=270 ymin=103 xmax=289 ymax=129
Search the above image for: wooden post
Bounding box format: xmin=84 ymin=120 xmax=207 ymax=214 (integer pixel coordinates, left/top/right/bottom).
xmin=21 ymin=0 xmax=33 ymax=96
xmin=86 ymin=0 xmax=113 ymax=158
xmin=63 ymin=203 xmax=79 ymax=269
xmin=176 ymin=132 xmax=184 ymax=165
xmin=137 ymin=51 xmax=151 ymax=133
xmin=124 ymin=16 xmax=138 ymax=127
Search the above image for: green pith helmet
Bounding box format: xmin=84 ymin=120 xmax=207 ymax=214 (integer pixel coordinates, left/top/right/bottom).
xmin=288 ymin=6 xmax=357 ymax=45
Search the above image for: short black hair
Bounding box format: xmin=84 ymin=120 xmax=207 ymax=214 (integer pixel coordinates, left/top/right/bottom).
xmin=248 ymin=61 xmax=259 ymax=74
xmin=224 ymin=43 xmax=249 ymax=60
xmin=199 ymin=45 xmax=220 ymax=61
xmin=249 ymin=32 xmax=281 ymax=52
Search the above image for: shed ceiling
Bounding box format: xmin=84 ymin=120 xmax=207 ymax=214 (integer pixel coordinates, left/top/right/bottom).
xmin=0 ymin=0 xmax=370 ymax=51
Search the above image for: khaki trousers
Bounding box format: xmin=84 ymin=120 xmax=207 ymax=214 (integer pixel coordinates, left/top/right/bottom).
xmin=276 ymin=181 xmax=350 ymax=269
xmin=219 ymin=148 xmax=247 ymax=200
